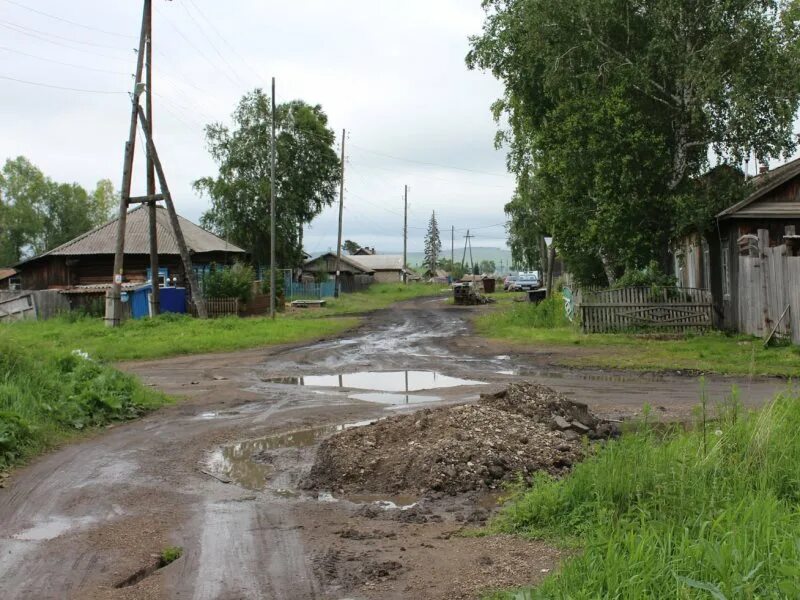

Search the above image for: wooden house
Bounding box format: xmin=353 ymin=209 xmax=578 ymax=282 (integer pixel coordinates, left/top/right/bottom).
xmin=302 ymin=252 xmax=375 ymax=291
xmin=14 ymin=205 xmax=246 ymax=304
xmin=673 ymin=159 xmax=800 ymax=333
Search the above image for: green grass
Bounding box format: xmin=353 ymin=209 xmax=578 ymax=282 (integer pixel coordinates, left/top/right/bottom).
xmin=0 ymin=339 xmax=170 ymax=469
xmin=160 ymin=546 xmax=183 ymax=565
xmin=292 ymin=282 xmax=448 ymax=317
xmin=487 ymin=390 xmax=800 ymax=599
xmin=474 ymin=297 xmax=800 ymax=377
xmin=2 ymin=312 xmax=358 ymax=362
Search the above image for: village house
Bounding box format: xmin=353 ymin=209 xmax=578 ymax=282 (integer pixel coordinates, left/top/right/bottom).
xmin=672 ymin=159 xmax=800 ymax=335
xmin=302 ymin=251 xmax=414 ymax=288
xmin=12 ymin=205 xmax=246 ymax=307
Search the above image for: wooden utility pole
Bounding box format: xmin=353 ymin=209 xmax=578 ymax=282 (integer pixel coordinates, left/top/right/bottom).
xmin=145 ymin=0 xmax=159 ymax=316
xmin=106 ymin=0 xmax=149 ymax=327
xmin=403 ymin=185 xmax=408 ymax=284
xmin=106 ymin=0 xmax=207 ymax=325
xmin=334 ymin=129 xmax=345 ymax=298
xmin=269 ymin=77 xmax=277 ymax=318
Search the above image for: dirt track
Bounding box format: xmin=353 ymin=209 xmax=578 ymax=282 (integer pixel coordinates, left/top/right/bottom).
xmin=0 ymin=297 xmax=785 ymax=599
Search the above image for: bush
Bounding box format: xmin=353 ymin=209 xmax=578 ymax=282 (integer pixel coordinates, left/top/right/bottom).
xmin=202 ymin=262 xmax=255 ymax=302
xmin=614 ymin=260 xmax=676 ymax=290
xmin=261 ymin=270 xmax=286 ymax=298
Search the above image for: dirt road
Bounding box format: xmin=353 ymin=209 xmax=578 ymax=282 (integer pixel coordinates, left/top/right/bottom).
xmin=0 ymin=298 xmax=785 ymax=599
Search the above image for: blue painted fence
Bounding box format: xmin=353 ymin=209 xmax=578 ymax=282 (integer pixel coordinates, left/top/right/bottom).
xmin=283 ymin=273 xmax=336 ymax=300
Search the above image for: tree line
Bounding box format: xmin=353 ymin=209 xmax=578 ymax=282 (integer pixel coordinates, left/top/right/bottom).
xmin=0 ymin=157 xmax=116 ymax=266
xmin=468 ymin=0 xmax=800 ymax=286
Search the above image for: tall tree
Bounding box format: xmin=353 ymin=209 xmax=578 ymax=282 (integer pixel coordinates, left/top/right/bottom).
xmin=0 ymin=157 xmax=114 ymax=265
xmin=342 ymin=240 xmax=362 ymax=255
xmin=423 ymin=211 xmax=442 ymax=273
xmin=468 ymin=0 xmax=800 ymax=284
xmin=195 ymin=90 xmax=340 ymax=268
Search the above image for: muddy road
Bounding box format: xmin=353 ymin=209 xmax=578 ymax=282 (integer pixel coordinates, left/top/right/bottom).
xmin=0 ymin=298 xmax=785 ymax=599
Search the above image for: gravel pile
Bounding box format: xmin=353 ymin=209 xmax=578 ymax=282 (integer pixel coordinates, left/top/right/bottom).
xmin=303 ymin=382 xmax=616 ymax=496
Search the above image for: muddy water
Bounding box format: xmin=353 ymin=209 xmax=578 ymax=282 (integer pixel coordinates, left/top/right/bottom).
xmin=205 ymin=421 xmax=375 ymax=490
xmin=264 ymin=370 xmax=485 ymax=392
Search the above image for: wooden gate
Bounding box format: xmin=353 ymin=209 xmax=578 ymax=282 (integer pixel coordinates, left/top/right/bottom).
xmin=0 ymin=293 xmax=37 ymax=322
xmin=581 ymin=286 xmax=712 ymax=333
xmin=737 ymin=230 xmax=800 ymax=344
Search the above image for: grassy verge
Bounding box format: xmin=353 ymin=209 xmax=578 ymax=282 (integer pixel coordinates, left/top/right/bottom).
xmin=474 ymin=296 xmax=800 ymax=377
xmin=487 ymin=390 xmax=800 ymax=598
xmin=1 ymin=283 xmax=444 ymax=362
xmin=290 ymin=282 xmax=448 ymax=317
xmin=0 ymin=340 xmax=170 ymax=470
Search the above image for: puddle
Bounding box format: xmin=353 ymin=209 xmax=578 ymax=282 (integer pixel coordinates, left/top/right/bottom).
xmin=205 ymin=421 xmax=375 ymax=490
xmin=265 ymin=370 xmax=484 ymax=392
xmin=349 ymin=392 xmax=442 ymax=405
xmin=496 ymin=370 xmax=515 ymax=375
xmin=343 ymin=493 xmax=418 ymax=509
xmin=12 ymin=516 xmax=96 ymax=541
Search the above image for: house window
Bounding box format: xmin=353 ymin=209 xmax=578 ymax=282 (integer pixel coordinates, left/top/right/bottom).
xmin=674 ymin=251 xmax=685 ymax=286
xmin=702 ymin=239 xmax=711 ymax=291
xmin=721 ymin=239 xmax=730 ymax=298
xmin=146 ymin=267 xmax=169 ymax=287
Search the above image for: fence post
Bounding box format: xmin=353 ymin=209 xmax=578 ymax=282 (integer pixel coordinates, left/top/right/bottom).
xmin=758 ymin=229 xmax=771 ymax=337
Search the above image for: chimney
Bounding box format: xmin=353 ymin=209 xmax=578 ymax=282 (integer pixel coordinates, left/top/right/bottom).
xmin=759 ymin=163 xmax=769 ymax=175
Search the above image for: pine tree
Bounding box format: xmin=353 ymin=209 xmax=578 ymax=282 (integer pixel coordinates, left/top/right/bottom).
xmin=423 ymin=211 xmax=442 ymax=274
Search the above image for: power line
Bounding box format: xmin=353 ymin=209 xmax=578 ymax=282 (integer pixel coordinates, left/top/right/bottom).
xmin=177 ymin=0 xmax=251 ymax=89
xmin=153 ymin=4 xmax=243 ymax=89
xmin=185 ymin=0 xmax=266 ymax=83
xmin=0 ymin=74 xmax=126 ymax=95
xmin=0 ymin=19 xmax=131 ymax=51
xmin=349 ymin=142 xmax=509 ymax=178
xmin=0 ymin=0 xmax=135 ymax=38
xmin=0 ymin=46 xmax=131 ymax=76
xmin=0 ymin=22 xmax=131 ymax=61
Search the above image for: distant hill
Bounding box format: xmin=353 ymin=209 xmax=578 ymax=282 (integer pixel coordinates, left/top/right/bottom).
xmin=402 ymin=247 xmax=516 ymax=273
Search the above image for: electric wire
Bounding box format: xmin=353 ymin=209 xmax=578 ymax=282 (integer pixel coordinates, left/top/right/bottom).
xmin=0 ymin=74 xmax=126 ymax=95
xmin=0 ymin=19 xmax=131 ymax=52
xmin=0 ymin=0 xmax=135 ymax=38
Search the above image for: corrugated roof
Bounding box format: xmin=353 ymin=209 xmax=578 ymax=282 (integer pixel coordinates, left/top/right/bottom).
xmin=348 ymin=254 xmax=405 ymax=271
xmin=303 ymin=252 xmax=375 ymax=273
xmin=0 ymin=268 xmax=17 ymax=281
xmin=17 ymin=205 xmax=245 ymax=266
xmin=718 ymin=157 xmax=800 ymax=219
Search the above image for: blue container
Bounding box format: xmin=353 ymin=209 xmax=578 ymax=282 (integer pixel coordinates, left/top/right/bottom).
xmin=130 ymin=285 xmax=187 ymax=319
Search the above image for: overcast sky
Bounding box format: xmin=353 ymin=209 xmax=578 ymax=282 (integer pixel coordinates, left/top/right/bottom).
xmin=0 ymin=0 xmax=514 ymax=254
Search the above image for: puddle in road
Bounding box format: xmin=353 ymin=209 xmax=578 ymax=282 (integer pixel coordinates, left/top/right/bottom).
xmin=349 ymin=392 xmax=442 ymax=405
xmin=265 ymin=370 xmax=484 ymax=392
xmin=12 ymin=515 xmax=97 ymax=541
xmin=343 ymin=493 xmax=418 ymax=509
xmin=206 ymin=421 xmax=375 ymax=490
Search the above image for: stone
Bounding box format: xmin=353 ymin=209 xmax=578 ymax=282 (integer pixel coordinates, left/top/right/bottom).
xmin=571 ymin=421 xmax=591 ymax=434
xmin=553 ymin=415 xmax=571 ymax=430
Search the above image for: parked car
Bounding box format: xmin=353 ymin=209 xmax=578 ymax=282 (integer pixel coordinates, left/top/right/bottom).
xmin=513 ymin=274 xmax=540 ymax=291
xmin=503 ymin=274 xmax=519 ymax=291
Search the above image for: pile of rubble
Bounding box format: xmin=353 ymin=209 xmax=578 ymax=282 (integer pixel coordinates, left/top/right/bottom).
xmin=303 ymin=382 xmax=618 ymax=496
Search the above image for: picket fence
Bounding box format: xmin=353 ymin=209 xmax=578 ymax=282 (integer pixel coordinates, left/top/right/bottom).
xmin=581 ymin=286 xmax=712 ymax=333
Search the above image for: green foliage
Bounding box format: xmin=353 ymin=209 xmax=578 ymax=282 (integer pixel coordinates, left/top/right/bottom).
xmin=0 ymin=341 xmax=169 ymax=469
xmin=491 ymin=391 xmax=800 ymax=598
xmin=202 ymin=263 xmax=254 ymax=302
xmin=482 ymin=294 xmax=570 ymax=331
xmin=195 ymin=91 xmax=340 ymax=269
xmin=479 ymin=260 xmax=496 ymax=274
xmin=423 ymin=211 xmax=442 ymax=274
xmin=438 ymin=258 xmax=465 ymax=280
xmin=614 ymin=261 xmax=677 ymax=290
xmin=468 ymin=0 xmax=800 ymax=285
xmin=261 ymin=269 xmax=285 ymax=298
xmin=342 ymin=240 xmax=362 ymax=255
xmin=0 ymin=156 xmax=114 ymax=264
xmin=160 ymin=546 xmax=183 ymax=565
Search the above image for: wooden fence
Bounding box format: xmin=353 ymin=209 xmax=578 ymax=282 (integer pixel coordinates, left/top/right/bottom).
xmin=0 ymin=293 xmax=37 ymax=322
xmin=581 ymin=286 xmax=712 ymax=333
xmin=737 ymin=230 xmax=800 ymax=345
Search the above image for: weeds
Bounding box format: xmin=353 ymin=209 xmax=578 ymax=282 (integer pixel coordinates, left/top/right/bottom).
xmin=0 ymin=340 xmax=169 ymax=469
xmin=160 ymin=546 xmax=183 ymax=565
xmin=489 ymin=390 xmax=800 ymax=598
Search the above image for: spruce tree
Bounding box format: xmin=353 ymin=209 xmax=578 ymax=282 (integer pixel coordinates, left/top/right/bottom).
xmin=423 ymin=211 xmax=442 ymax=274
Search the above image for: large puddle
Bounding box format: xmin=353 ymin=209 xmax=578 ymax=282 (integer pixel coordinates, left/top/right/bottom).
xmin=265 ymin=370 xmax=485 ymax=392
xmin=205 ymin=421 xmax=373 ymax=490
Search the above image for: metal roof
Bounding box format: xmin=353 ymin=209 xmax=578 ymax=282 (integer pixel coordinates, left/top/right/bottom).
xmin=717 ymin=157 xmax=800 ymax=219
xmin=17 ymin=205 xmax=245 ymax=266
xmin=347 ymin=254 xmax=405 ymax=271
xmin=0 ymin=268 xmax=16 ymax=281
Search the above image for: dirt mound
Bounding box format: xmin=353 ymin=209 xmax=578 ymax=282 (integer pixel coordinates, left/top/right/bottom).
xmin=303 ymin=382 xmax=612 ymax=496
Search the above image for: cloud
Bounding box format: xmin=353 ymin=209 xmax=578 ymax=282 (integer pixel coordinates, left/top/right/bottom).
xmin=0 ymin=0 xmax=512 ymax=253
